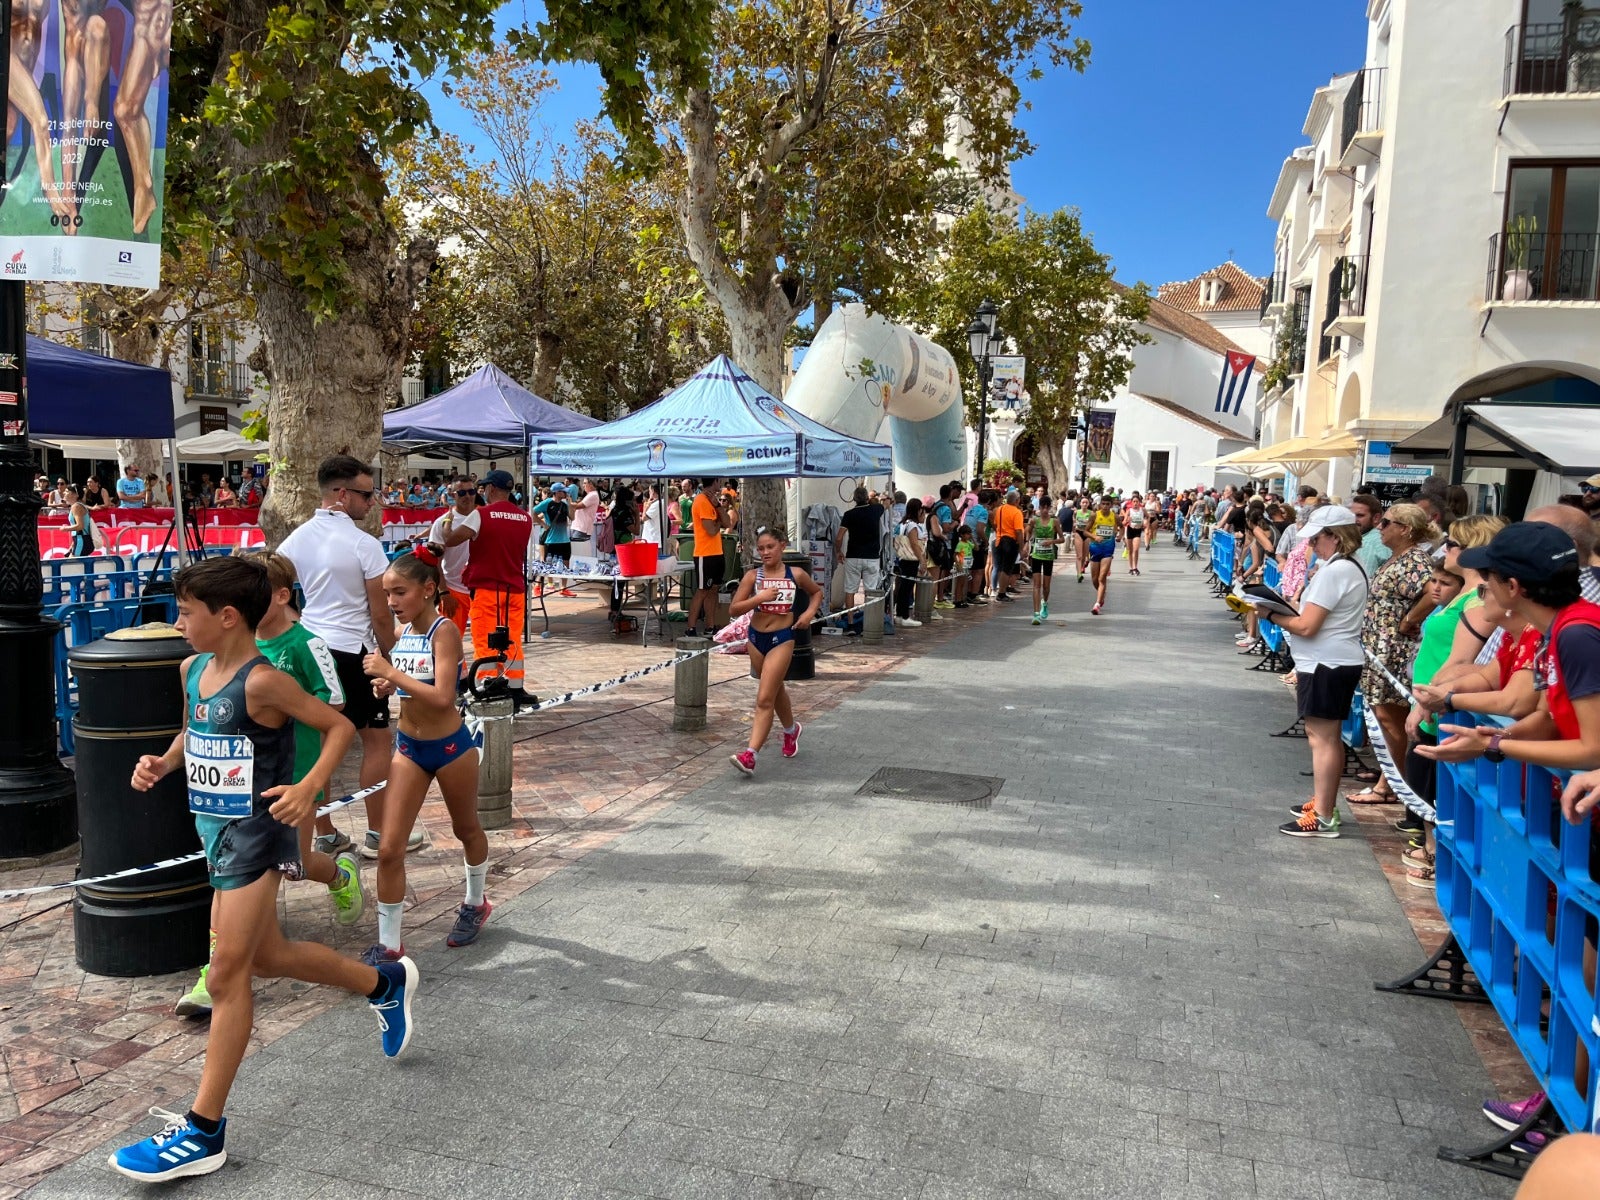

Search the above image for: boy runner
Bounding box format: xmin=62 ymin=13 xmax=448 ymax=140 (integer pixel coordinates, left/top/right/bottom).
xmin=174 ymin=551 xmax=365 ymax=1018
xmin=1086 ymin=497 xmax=1119 ymax=615
xmin=1027 ymin=508 xmax=1063 ymax=624
xmin=111 ymin=558 xmax=416 ymax=1182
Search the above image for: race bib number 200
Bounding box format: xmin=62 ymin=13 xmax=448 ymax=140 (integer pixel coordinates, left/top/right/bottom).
xmin=185 ymin=731 xmax=256 ymax=818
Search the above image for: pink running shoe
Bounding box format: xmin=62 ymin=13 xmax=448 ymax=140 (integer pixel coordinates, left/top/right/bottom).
xmin=1483 ymin=1091 xmax=1545 ymax=1132
xmin=731 ymin=749 xmax=756 ymax=776
xmin=1092 ymin=603 xmax=1102 ymax=615
xmin=782 ymin=723 xmax=802 ymax=759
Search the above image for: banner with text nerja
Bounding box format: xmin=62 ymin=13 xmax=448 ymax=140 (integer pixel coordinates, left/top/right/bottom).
xmin=0 ymin=0 xmax=175 ymax=288
xmin=530 ymin=355 xmax=894 ymax=479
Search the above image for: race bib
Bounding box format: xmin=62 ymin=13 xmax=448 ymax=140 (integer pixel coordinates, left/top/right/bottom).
xmin=762 ymin=577 xmax=797 ymax=610
xmin=391 ymin=634 xmax=435 ymax=698
xmin=186 ymin=731 xmax=256 ymax=818
xmin=1032 ymin=540 xmax=1055 ymax=559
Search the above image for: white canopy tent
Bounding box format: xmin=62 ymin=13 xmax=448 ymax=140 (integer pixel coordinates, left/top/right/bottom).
xmin=176 ymin=430 xmax=256 ymax=459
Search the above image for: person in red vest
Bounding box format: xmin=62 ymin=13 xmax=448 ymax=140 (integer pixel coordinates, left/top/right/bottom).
xmin=1421 ymin=521 xmax=1600 ymax=778
xmin=452 ymin=470 xmax=534 ymax=710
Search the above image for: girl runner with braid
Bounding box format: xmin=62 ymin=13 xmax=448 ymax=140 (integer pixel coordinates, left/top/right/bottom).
xmin=728 ymin=526 xmax=823 ymax=777
xmin=361 ymin=548 xmax=492 ymax=961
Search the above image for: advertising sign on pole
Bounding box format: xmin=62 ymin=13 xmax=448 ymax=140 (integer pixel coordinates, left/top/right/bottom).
xmin=1085 ymin=408 xmax=1116 ymax=466
xmin=0 ymin=0 xmax=174 ymax=287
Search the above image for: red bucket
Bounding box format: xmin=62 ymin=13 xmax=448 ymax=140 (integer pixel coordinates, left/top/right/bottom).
xmin=615 ymin=541 xmax=660 ymax=576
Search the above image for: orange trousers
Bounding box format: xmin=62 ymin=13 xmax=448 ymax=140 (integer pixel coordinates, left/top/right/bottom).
xmin=469 ymin=588 xmax=526 ymax=686
xmin=445 ymin=587 xmax=470 ymax=634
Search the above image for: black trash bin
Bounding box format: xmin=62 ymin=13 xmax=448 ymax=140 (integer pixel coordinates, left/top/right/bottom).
xmin=69 ymin=625 xmax=210 ymax=977
xmin=781 ymin=551 xmax=815 ymax=681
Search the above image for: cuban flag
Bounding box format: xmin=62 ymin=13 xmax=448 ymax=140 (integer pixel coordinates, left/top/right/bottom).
xmin=1214 ymin=351 xmax=1257 ymax=417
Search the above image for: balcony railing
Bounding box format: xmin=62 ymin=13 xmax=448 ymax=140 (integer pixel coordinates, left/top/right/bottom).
xmin=1288 ymin=288 xmax=1310 ymax=372
xmin=1504 ymin=13 xmax=1600 ymax=96
xmin=1339 ymin=67 xmax=1387 ymax=158
xmin=1486 ymin=230 xmax=1600 ymax=302
xmin=188 ymin=358 xmax=253 ymax=400
xmin=1331 ymin=254 xmax=1370 ymax=319
xmin=1258 ymin=270 xmax=1288 ymax=320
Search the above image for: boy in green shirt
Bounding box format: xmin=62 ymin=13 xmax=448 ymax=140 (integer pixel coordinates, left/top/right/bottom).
xmin=174 ymin=550 xmax=366 ymax=1017
xmin=953 ymin=527 xmax=976 ymax=608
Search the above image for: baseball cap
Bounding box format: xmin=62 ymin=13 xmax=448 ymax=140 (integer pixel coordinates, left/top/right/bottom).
xmin=1301 ymin=504 xmax=1358 ymax=534
xmin=481 ymin=469 xmax=515 ymax=489
xmin=1582 ymin=472 xmax=1600 ymax=489
xmin=1457 ymin=522 xmax=1578 ymax=582
xmin=549 ymin=483 xmax=568 ymax=494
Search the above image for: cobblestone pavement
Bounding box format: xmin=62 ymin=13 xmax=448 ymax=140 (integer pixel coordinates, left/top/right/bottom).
xmin=13 ymin=554 xmax=1521 ymax=1197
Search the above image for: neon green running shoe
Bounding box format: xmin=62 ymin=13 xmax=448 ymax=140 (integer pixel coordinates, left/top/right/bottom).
xmin=1040 ymin=602 xmax=1049 ymax=619
xmin=174 ymin=966 xmax=212 ymax=1018
xmin=329 ymin=852 xmax=365 ymax=927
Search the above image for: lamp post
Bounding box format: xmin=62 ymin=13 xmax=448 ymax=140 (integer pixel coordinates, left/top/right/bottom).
xmin=0 ymin=0 xmax=76 ymax=858
xmin=966 ymin=299 xmax=1001 ymax=483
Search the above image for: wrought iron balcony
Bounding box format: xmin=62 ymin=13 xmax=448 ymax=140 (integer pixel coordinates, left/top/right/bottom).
xmin=188 ymin=358 xmax=254 ymax=400
xmin=1486 ymin=230 xmax=1600 ymax=302
xmin=1504 ymin=13 xmax=1600 ymax=96
xmin=1339 ymin=67 xmax=1386 ymax=159
xmin=1258 ymin=270 xmax=1288 ymax=320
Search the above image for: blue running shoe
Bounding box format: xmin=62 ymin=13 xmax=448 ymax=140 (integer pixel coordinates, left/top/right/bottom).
xmin=371 ymin=955 xmax=418 ymax=1058
xmin=446 ymin=899 xmax=493 ymax=948
xmin=108 ymin=1108 xmax=226 ymax=1181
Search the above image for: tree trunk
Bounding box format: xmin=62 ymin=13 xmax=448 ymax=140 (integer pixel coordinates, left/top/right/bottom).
xmin=1036 ymin=425 xmax=1070 ymax=495
xmin=254 ymin=231 xmax=435 ymax=547
xmin=729 ymin=312 xmax=789 ymax=549
xmin=530 ymin=330 xmax=563 ymax=399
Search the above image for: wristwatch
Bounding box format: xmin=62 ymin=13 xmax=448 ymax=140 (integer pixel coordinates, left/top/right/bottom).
xmin=1485 ymin=733 xmax=1507 ymax=764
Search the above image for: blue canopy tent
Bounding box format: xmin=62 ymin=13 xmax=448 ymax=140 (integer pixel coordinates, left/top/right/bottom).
xmin=28 ymin=334 xmax=175 ymax=438
xmin=383 ymin=364 xmax=600 ymax=460
xmin=529 ymin=355 xmax=893 ymax=478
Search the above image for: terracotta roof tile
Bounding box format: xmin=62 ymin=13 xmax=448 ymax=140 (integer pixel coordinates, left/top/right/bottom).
xmin=1116 ymin=283 xmax=1251 ymax=359
xmin=1155 ymin=262 xmax=1268 ymax=315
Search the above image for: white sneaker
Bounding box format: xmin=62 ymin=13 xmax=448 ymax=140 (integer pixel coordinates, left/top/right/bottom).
xmin=929 ymin=612 xmax=945 ymax=621
xmin=896 ymin=616 xmax=922 ymax=627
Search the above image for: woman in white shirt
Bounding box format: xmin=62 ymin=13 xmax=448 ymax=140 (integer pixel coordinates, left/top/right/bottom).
xmin=1260 ymin=505 xmax=1370 ymax=839
xmin=640 ymin=482 xmax=670 ymax=554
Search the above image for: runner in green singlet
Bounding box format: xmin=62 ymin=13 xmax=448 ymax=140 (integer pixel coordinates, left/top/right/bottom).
xmin=1027 ymin=510 xmax=1063 ymax=625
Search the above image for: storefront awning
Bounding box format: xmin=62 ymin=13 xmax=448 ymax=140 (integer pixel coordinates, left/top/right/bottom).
xmin=1393 ymin=404 xmax=1600 ymax=476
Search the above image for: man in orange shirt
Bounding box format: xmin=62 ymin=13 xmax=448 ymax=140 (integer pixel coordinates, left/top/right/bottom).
xmin=686 ymin=477 xmax=726 ymax=636
xmin=992 ymin=490 xmax=1026 ymax=603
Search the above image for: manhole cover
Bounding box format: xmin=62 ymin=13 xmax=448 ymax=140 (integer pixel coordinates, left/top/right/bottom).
xmin=856 ymin=767 xmax=1001 ymax=809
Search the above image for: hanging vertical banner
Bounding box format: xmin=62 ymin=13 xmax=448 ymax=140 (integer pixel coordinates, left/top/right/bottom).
xmin=1084 ymin=408 xmax=1115 ymax=465
xmin=0 ymin=0 xmax=172 ymax=287
xmin=1213 ymin=351 xmax=1257 ymax=416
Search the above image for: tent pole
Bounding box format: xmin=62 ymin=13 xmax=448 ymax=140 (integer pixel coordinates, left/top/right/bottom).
xmin=0 ymin=143 xmax=76 ymax=852
xmin=1448 ymin=401 xmax=1468 ymax=487
xmin=168 ymin=438 xmax=189 ymax=566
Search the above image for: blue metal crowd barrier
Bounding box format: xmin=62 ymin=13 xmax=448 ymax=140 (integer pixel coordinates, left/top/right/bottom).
xmin=1341 ymin=691 xmax=1367 ymax=749
xmin=1211 ymin=530 xmax=1234 ymax=587
xmin=1432 ymin=714 xmax=1596 ymax=1138
xmin=52 ymin=594 xmax=179 ymax=756
xmin=1258 ymin=560 xmax=1286 ymax=656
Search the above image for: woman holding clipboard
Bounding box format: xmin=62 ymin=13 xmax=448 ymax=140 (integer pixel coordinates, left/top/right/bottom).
xmin=1252 ymin=506 xmax=1369 ymax=839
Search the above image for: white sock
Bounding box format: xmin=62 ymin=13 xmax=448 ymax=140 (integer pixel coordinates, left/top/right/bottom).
xmin=464 ymin=859 xmax=488 ymax=908
xmin=377 ymin=901 xmax=404 ymax=951
xmin=783 ymin=723 xmax=798 ymax=735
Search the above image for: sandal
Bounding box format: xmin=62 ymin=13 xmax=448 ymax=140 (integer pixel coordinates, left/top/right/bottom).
xmin=1345 ymin=786 xmax=1398 ymax=805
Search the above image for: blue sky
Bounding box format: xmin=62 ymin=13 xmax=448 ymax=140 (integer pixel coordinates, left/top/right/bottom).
xmin=424 ymin=0 xmax=1366 ymax=290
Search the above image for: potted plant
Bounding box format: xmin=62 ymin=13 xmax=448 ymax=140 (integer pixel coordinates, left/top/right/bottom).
xmin=1503 ymin=213 xmax=1540 ymax=300
xmin=1338 ymin=259 xmax=1360 ymax=315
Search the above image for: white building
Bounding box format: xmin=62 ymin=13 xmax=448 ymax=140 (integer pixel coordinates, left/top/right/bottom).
xmin=1261 ymin=1 xmax=1600 ymax=509
xmin=985 ymin=288 xmax=1263 ymax=495
xmin=1156 ymin=261 xmax=1275 ymax=359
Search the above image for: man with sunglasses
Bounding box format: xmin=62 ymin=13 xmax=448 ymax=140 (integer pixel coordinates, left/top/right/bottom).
xmin=280 ymin=455 xmax=413 ymax=859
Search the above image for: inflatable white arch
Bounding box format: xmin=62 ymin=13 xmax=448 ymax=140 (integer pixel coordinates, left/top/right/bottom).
xmin=785 ymin=304 xmax=967 ymax=527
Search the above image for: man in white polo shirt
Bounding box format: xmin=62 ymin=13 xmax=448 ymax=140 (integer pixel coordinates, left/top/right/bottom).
xmin=279 ymin=454 xmax=419 ymax=859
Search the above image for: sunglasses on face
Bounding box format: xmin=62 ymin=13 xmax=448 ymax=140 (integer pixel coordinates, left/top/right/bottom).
xmin=1442 ymin=538 xmax=1460 ymax=550
xmin=341 ymin=486 xmax=375 ymax=501
xmin=456 ymin=489 xmax=476 ymax=497
xmin=1476 ymin=582 xmax=1488 ymax=598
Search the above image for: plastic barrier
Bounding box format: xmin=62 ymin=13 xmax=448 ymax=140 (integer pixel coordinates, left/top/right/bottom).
xmin=1258 ymin=560 xmax=1286 ymax=656
xmin=1211 ymin=530 xmax=1235 ymax=588
xmin=1417 ymin=713 xmax=1598 ymax=1151
xmin=51 ymin=595 xmax=179 ymax=756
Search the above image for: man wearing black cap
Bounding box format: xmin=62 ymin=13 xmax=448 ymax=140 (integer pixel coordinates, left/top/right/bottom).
xmin=457 ymin=469 xmax=535 ymax=708
xmin=1421 ymin=522 xmax=1600 ymax=780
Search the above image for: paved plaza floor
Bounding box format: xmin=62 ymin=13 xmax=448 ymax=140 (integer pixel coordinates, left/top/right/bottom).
xmin=21 ymin=549 xmax=1517 ymax=1198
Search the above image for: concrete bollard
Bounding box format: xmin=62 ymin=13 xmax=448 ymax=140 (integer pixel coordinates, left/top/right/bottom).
xmin=673 ymin=637 xmax=712 ymax=732
xmin=863 ymin=589 xmax=885 ymax=644
xmin=472 ymin=696 xmax=515 ymax=829
xmin=913 ymin=576 xmax=934 ymax=624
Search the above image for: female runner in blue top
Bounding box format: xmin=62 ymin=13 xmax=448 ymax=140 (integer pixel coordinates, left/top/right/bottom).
xmin=727 ymin=525 xmax=822 ymax=777
xmin=362 ymin=548 xmax=491 ymax=961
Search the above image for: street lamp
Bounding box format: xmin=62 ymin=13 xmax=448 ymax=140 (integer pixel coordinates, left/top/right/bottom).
xmin=967 ymin=299 xmax=1001 ymax=483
